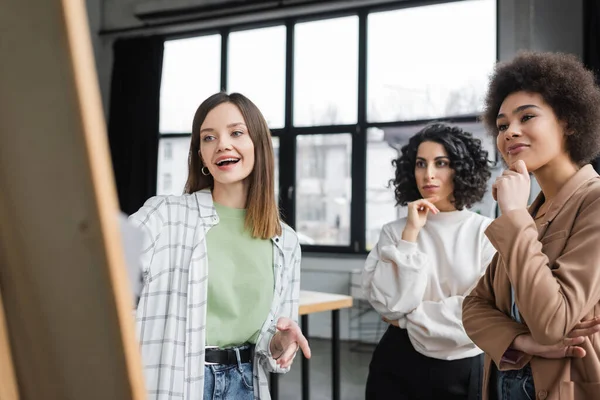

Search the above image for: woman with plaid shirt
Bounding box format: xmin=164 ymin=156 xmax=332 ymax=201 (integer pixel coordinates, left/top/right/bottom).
xmin=130 ymin=92 xmax=311 ymax=400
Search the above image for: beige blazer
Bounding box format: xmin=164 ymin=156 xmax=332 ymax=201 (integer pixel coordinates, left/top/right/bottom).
xmin=463 ymin=165 xmax=600 ymax=400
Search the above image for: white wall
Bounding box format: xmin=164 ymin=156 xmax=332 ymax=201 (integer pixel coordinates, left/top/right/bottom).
xmin=498 ymin=0 xmax=583 ymax=61
xmin=102 ymin=0 xmax=146 ymax=31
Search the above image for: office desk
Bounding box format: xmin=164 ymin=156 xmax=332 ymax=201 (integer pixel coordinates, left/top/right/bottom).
xmin=270 ymin=290 xmax=353 ymax=400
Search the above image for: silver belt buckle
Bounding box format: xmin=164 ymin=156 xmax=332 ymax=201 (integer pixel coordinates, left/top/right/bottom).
xmin=204 ymin=345 xmax=220 ymax=365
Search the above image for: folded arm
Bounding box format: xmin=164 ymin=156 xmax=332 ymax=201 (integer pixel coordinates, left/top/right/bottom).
xmin=362 ymin=225 xmax=430 ymax=321
xmin=407 ymin=241 xmax=497 ymax=360
xmin=487 ymin=197 xmax=600 ymax=345
xmin=462 ymin=254 xmax=532 ymax=370
xmin=407 ymin=295 xmax=480 ymax=359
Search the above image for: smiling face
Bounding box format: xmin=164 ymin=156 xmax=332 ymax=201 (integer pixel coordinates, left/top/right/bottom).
xmin=496 ymin=91 xmax=570 ymax=172
xmin=414 ymin=141 xmax=455 ymax=210
xmin=198 ymin=102 xmax=255 ymax=188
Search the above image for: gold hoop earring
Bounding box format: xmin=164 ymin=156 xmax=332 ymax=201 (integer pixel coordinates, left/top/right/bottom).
xmin=201 ymin=166 xmax=210 ymax=176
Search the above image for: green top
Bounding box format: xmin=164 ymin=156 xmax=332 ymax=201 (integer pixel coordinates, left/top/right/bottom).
xmin=205 ymin=202 xmax=274 ymax=348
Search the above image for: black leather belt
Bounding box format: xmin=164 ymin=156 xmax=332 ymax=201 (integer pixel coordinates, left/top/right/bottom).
xmin=205 ymin=345 xmax=254 ymax=365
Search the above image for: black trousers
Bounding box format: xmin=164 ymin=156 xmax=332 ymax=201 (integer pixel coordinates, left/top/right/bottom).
xmin=366 ymin=326 xmax=483 ymax=400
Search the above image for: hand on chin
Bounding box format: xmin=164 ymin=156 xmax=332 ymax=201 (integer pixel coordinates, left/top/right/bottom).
xmin=507 ymin=155 xmax=533 ymax=173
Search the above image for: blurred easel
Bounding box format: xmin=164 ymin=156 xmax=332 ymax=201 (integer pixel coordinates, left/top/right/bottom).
xmin=0 ymin=1 xmax=145 ymax=399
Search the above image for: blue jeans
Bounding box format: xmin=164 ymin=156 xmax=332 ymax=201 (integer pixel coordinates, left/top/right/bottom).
xmin=203 ymin=348 xmax=254 ymax=400
xmin=496 ymin=364 xmax=535 ymax=400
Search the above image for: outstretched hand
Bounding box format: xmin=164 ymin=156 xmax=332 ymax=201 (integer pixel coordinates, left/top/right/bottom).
xmin=270 ymin=317 xmax=311 ymax=369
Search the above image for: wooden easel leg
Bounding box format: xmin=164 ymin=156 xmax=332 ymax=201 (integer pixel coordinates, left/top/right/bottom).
xmin=0 ymin=288 xmax=19 ymax=400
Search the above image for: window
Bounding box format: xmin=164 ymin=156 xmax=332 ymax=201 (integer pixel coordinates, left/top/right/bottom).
xmin=163 ymin=173 xmax=172 ymax=192
xmin=159 ymin=35 xmax=221 ymax=134
xmin=158 ymin=34 xmax=220 ymax=196
xmin=296 ymin=134 xmax=352 ymax=246
xmin=365 ymin=127 xmax=402 ymax=250
xmin=164 ymin=143 xmax=173 ymax=160
xmin=157 ymin=0 xmax=497 ymax=253
xmin=294 ymin=16 xmax=358 ymax=126
xmin=157 ymin=137 xmax=191 ymax=195
xmin=367 ymin=0 xmax=496 ymax=122
xmin=229 ymin=26 xmax=286 ymax=129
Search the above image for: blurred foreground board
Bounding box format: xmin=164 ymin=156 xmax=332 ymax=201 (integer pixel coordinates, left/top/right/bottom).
xmin=0 ymin=1 xmax=146 ymax=399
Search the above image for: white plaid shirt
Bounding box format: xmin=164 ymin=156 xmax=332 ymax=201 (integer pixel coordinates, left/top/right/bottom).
xmin=129 ymin=190 xmax=301 ymax=400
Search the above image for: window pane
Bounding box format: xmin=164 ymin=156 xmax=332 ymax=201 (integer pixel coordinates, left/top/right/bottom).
xmin=272 ymin=136 xmax=280 ymax=202
xmin=294 ymin=17 xmax=358 ymax=126
xmin=296 ymin=134 xmax=352 ymax=246
xmin=160 ymin=35 xmax=221 ymax=133
xmin=365 ymin=123 xmax=497 ymax=250
xmin=229 ymin=26 xmax=286 ymax=129
xmin=367 ymin=0 xmax=496 ymax=122
xmin=157 ymin=137 xmax=192 ymax=195
xmin=365 ymin=128 xmax=402 ymax=251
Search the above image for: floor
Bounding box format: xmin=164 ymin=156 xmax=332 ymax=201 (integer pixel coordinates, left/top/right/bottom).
xmin=275 ymin=339 xmax=375 ymax=400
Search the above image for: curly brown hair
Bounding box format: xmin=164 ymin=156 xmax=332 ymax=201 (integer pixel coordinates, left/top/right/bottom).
xmin=482 ymin=51 xmax=600 ymax=165
xmin=392 ymin=123 xmax=492 ymax=210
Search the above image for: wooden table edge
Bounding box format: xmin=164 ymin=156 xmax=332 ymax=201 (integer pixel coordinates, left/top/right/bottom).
xmin=299 ymin=297 xmax=353 ymax=315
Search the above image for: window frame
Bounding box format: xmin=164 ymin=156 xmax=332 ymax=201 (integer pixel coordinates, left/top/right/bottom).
xmin=158 ymin=0 xmax=499 ymax=255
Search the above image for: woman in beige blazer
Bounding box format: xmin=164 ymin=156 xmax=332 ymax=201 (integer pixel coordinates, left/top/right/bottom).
xmin=462 ymin=51 xmax=600 ymax=400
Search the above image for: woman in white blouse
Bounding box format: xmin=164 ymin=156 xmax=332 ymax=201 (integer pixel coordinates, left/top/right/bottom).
xmin=363 ymin=123 xmax=496 ymax=399
xmin=130 ymin=92 xmax=310 ymax=400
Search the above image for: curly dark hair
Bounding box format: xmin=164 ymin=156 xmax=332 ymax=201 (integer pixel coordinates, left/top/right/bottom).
xmin=482 ymin=51 xmax=600 ymax=166
xmin=392 ymin=123 xmax=492 ymax=210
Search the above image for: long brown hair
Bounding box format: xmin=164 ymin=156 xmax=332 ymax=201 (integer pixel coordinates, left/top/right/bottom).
xmin=184 ymin=92 xmax=281 ymax=239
